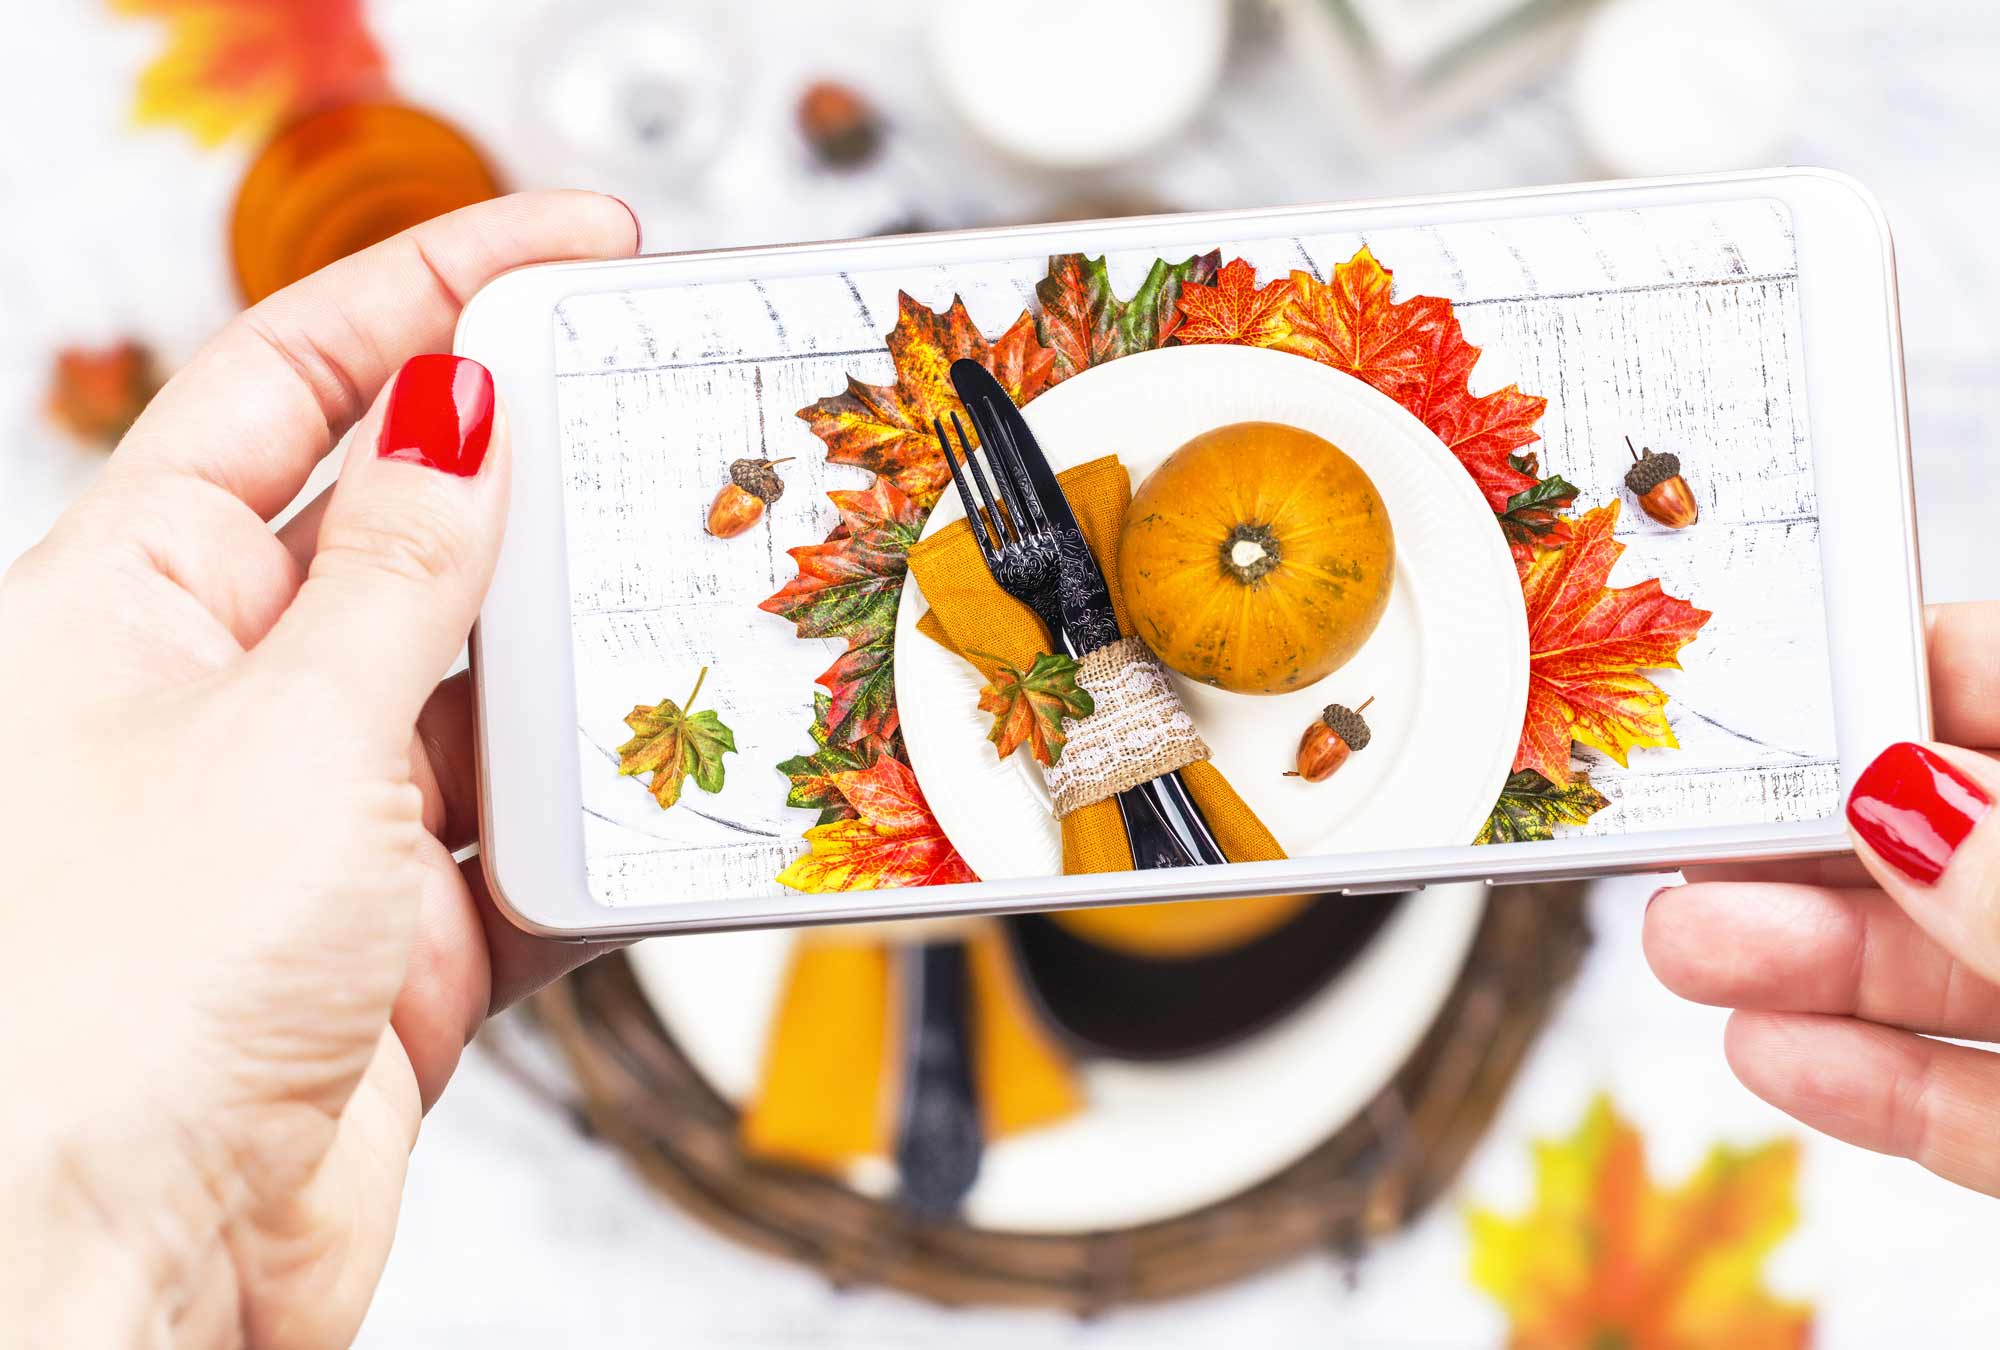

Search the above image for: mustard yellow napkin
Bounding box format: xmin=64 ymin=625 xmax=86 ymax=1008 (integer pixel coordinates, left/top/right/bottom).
xmin=910 ymin=456 xmax=1308 ymax=959
xmin=740 ymin=925 xmax=1080 ymax=1172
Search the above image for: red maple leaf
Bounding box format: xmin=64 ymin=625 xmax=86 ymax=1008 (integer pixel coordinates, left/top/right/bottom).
xmin=1174 ymin=248 xmax=1542 ymax=511
xmin=1515 ymin=503 xmax=1711 ymax=785
xmin=1170 ymin=258 xmax=1296 ymax=347
xmin=774 ymin=757 xmax=977 ymax=892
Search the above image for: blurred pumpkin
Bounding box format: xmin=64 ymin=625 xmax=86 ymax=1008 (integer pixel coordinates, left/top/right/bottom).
xmin=231 ymin=101 xmax=500 ymax=303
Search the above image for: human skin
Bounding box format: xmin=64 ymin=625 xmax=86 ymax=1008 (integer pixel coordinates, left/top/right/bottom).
xmin=5 ymin=185 xmax=1999 ymax=1346
xmin=1646 ymin=602 xmax=2000 ymax=1197
xmin=0 ymin=191 xmax=637 ymax=1346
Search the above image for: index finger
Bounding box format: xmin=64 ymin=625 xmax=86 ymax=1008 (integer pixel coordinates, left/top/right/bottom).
xmin=109 ymin=190 xmax=639 ymax=519
xmin=1928 ymin=601 xmax=2000 ymax=750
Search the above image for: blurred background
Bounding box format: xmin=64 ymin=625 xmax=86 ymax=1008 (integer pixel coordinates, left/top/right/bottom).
xmin=3 ymin=1 xmax=1998 ymax=1345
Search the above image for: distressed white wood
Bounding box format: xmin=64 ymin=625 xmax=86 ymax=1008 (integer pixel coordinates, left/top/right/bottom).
xmin=556 ymin=199 xmax=1837 ymax=907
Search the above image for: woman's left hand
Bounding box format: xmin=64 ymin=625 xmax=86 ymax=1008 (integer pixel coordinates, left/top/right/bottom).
xmin=0 ymin=191 xmax=637 ymax=1345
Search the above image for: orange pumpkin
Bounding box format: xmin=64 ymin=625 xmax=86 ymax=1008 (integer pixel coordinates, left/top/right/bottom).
xmin=1117 ymin=422 xmax=1394 ymax=695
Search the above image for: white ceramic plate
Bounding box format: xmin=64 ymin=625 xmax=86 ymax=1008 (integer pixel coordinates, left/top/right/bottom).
xmin=626 ymin=882 xmax=1487 ymax=1233
xmin=895 ymin=345 xmax=1528 ymax=879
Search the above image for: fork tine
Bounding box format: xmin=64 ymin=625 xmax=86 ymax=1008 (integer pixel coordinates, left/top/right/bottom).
xmin=934 ymin=416 xmax=997 ymax=560
xmin=986 ymin=412 xmax=1051 ymax=536
xmin=950 ymin=411 xmax=1014 ymax=544
xmin=973 ymin=400 xmax=1039 ymax=540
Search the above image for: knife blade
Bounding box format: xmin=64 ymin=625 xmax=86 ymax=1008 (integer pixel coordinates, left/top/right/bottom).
xmin=947 ymin=359 xmax=1124 ymax=654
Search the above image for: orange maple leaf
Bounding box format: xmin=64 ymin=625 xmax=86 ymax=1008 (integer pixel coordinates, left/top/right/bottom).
xmin=797 ymin=294 xmax=1057 ymax=510
xmin=1515 ymin=502 xmax=1710 ymax=786
xmin=774 ymin=758 xmax=977 ymax=892
xmin=1170 ymin=257 xmax=1296 ymax=347
xmin=115 ymin=0 xmax=389 ymax=146
xmin=1174 ymin=248 xmax=1542 ymax=511
xmin=1469 ymin=1095 xmax=1812 ymax=1350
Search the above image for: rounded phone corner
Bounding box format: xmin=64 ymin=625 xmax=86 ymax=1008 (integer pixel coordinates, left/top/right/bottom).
xmin=476 ymin=838 xmax=592 ymax=942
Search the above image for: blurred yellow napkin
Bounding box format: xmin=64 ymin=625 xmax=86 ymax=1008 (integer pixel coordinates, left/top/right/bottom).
xmin=741 ymin=924 xmax=1080 ymax=1172
xmin=910 ymin=455 xmax=1308 ymax=959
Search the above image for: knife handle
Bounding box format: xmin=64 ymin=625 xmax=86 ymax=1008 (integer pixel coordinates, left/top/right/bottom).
xmin=1114 ymin=769 xmax=1229 ymax=870
xmin=893 ymin=941 xmax=983 ymax=1218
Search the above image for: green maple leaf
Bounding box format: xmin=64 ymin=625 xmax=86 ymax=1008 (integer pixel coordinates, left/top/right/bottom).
xmin=1475 ymin=769 xmax=1610 ymax=845
xmin=975 ymin=651 xmax=1096 ymax=767
xmin=759 ymin=475 xmax=925 ymax=744
xmin=776 ymin=692 xmax=900 ymax=824
xmin=617 ymin=668 xmax=737 ymax=810
xmin=1035 ymin=250 xmax=1222 ymax=383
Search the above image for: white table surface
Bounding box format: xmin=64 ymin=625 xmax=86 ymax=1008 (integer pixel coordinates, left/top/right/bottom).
xmin=3 ymin=2 xmax=1997 ymax=1346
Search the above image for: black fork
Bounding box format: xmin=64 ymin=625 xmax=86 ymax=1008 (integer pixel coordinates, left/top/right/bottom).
xmin=931 ymin=416 xmax=1228 ymax=871
xmin=935 ymin=411 xmax=1066 ymax=638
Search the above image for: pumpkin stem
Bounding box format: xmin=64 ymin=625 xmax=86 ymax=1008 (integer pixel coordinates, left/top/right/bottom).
xmin=1218 ymin=523 xmax=1282 ymax=584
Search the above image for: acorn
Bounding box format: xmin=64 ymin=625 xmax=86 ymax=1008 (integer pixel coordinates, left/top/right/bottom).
xmin=1623 ymin=436 xmax=1698 ymax=529
xmin=706 ymin=456 xmax=792 ymax=538
xmin=797 ymin=80 xmax=881 ymax=168
xmin=1287 ymin=696 xmax=1373 ymax=783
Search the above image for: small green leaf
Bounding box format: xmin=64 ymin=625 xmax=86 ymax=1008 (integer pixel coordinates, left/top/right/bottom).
xmin=1475 ymin=769 xmax=1610 ymax=845
xmin=617 ymin=668 xmax=737 ymax=810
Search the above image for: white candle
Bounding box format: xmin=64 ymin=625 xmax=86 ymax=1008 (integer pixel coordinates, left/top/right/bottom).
xmin=1571 ymin=0 xmax=1802 ymax=177
xmin=928 ymin=0 xmax=1231 ymax=170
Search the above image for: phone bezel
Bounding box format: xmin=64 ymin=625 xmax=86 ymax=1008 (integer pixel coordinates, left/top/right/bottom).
xmin=459 ymin=168 xmax=1926 ymax=939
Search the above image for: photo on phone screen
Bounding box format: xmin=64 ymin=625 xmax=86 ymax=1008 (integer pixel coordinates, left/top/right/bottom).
xmin=550 ymin=197 xmax=1836 ymax=909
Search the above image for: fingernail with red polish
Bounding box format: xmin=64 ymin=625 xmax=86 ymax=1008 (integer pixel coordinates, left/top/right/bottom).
xmin=1847 ymin=742 xmax=1992 ymax=884
xmin=378 ymin=355 xmax=493 ymax=477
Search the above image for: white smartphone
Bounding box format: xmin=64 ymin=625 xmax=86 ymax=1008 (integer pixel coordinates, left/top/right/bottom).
xmin=460 ymin=169 xmax=1925 ymax=940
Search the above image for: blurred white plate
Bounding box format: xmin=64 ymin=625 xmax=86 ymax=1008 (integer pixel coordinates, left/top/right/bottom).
xmin=627 ymin=883 xmax=1486 ymax=1233
xmin=896 ymin=344 xmax=1528 ymax=878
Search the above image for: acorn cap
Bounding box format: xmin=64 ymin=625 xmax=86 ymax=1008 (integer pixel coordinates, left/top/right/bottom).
xmin=1319 ymin=703 xmax=1371 ymax=752
xmin=1624 ymin=448 xmax=1682 ymax=496
xmin=730 ymin=457 xmax=788 ymax=503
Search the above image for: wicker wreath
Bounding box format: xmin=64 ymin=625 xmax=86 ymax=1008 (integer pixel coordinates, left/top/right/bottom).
xmin=521 ymin=883 xmax=1589 ymax=1313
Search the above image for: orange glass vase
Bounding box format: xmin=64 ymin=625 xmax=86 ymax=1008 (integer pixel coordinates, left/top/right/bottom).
xmin=231 ymin=102 xmax=502 ymax=303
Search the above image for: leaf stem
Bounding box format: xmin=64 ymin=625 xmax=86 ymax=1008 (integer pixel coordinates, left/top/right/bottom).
xmin=685 ymin=665 xmax=709 ymax=710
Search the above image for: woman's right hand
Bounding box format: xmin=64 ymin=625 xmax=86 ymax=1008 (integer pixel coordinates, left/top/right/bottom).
xmin=1647 ymin=601 xmax=2000 ymax=1196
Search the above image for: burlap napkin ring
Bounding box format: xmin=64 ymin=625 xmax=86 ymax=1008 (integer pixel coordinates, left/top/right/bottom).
xmin=1043 ymin=637 xmax=1209 ymax=817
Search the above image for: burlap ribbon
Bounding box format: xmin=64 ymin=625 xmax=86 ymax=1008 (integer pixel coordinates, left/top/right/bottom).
xmin=911 ymin=455 xmax=1308 ymax=958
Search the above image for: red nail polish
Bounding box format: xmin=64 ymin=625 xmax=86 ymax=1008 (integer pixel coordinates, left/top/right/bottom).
xmin=1847 ymin=742 xmax=1992 ymax=884
xmin=378 ymin=355 xmax=493 ymax=477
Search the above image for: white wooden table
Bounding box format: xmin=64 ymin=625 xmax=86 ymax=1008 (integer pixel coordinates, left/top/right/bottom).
xmin=3 ymin=2 xmax=1997 ymax=1346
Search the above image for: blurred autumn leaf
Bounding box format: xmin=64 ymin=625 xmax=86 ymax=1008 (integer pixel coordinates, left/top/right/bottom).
xmin=45 ymin=341 xmax=163 ymax=448
xmin=1468 ymin=1095 xmax=1812 ymax=1350
xmin=113 ymin=0 xmax=388 ymax=146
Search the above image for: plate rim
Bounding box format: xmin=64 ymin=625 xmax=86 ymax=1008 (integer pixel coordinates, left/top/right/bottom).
xmin=896 ymin=343 xmax=1529 ymax=877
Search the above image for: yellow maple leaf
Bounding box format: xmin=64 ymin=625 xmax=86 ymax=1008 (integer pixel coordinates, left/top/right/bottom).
xmin=114 ymin=0 xmax=388 ymax=146
xmin=1468 ymin=1096 xmax=1812 ymax=1350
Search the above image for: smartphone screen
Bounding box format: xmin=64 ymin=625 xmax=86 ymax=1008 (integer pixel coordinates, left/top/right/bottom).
xmin=549 ymin=197 xmax=1837 ymax=910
